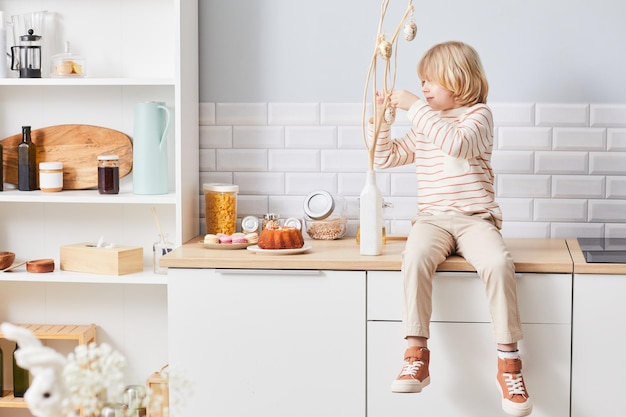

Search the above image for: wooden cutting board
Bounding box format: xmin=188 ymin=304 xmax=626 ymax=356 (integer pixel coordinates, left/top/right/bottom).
xmin=1 ymin=124 xmax=132 ymax=190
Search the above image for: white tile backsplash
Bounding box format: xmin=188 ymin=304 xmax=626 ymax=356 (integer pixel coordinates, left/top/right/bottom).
xmin=233 ymin=126 xmax=284 ymax=148
xmin=535 ymin=103 xmax=589 ymax=127
xmin=285 ymin=126 xmax=337 ymax=148
xmin=590 ymin=104 xmax=626 ymax=127
xmin=268 ymin=103 xmax=320 ymax=125
xmin=201 ymin=101 xmax=626 ymax=238
xmin=552 ymin=128 xmax=605 ymax=151
xmin=535 ymin=151 xmax=587 ymax=174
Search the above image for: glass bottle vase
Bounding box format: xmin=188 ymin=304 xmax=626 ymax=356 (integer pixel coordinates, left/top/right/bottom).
xmin=359 ymin=170 xmax=383 ymax=255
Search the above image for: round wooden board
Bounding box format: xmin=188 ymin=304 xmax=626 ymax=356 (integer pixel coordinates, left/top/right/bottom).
xmin=1 ymin=124 xmax=133 ymax=190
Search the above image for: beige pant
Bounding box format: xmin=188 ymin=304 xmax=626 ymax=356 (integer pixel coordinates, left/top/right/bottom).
xmin=401 ymin=213 xmax=523 ymax=344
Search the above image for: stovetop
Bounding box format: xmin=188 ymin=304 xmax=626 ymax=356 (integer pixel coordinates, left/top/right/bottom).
xmin=577 ymin=238 xmax=626 ymax=264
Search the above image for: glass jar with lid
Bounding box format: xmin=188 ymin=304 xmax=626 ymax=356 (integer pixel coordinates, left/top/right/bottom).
xmin=203 ymin=183 xmax=238 ymax=234
xmin=303 ymin=190 xmax=347 ymax=240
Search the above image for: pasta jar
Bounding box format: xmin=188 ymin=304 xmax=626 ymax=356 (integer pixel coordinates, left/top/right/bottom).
xmin=39 ymin=161 xmax=63 ymax=192
xmin=203 ymin=183 xmax=238 ymax=235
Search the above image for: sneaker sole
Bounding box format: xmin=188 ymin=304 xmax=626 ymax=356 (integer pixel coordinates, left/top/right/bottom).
xmin=391 ymin=376 xmax=430 ymax=393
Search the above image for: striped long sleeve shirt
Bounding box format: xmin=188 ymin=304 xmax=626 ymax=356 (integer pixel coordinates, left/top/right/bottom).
xmin=371 ymin=100 xmax=502 ymax=228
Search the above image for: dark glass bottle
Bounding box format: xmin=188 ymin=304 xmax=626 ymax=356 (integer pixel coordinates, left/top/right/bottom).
xmin=13 ymin=344 xmax=29 ymax=398
xmin=18 ymin=126 xmax=37 ymax=191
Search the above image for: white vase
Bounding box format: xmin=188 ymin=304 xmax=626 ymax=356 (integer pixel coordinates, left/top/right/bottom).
xmin=359 ymin=170 xmax=383 ymax=255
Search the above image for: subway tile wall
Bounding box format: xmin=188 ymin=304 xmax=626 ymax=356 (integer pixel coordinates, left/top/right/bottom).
xmin=199 ymin=102 xmax=626 ymax=239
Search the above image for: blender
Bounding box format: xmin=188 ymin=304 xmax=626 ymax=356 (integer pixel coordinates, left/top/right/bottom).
xmin=10 ymin=11 xmax=47 ymax=78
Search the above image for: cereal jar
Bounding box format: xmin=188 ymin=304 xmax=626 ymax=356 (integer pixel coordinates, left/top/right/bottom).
xmin=303 ymin=190 xmax=348 ymax=240
xmin=203 ymin=183 xmax=239 ymax=234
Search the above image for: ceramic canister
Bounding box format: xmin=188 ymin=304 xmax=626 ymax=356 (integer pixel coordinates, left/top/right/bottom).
xmin=133 ymin=101 xmax=171 ymax=195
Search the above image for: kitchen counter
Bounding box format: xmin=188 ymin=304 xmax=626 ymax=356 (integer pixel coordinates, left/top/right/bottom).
xmin=162 ymin=236 xmax=575 ymax=273
xmin=565 ymin=238 xmax=626 ymax=274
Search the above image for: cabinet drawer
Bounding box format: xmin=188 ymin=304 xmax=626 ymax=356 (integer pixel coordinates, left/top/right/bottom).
xmin=368 ymin=271 xmax=571 ymax=324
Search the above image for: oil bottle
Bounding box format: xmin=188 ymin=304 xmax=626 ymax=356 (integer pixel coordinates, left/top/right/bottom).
xmin=17 ymin=126 xmax=37 ymax=191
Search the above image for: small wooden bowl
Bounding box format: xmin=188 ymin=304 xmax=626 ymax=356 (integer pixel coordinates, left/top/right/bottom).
xmin=0 ymin=252 xmax=16 ymax=270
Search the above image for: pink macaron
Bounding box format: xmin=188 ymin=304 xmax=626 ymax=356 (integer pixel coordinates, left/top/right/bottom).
xmin=218 ymin=234 xmax=232 ymax=244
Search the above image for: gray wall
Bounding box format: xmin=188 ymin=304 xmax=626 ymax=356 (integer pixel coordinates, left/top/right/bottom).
xmin=199 ymin=0 xmax=626 ymax=103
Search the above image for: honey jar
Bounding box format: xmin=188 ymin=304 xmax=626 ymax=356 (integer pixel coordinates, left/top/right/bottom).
xmin=203 ymin=183 xmax=238 ymax=234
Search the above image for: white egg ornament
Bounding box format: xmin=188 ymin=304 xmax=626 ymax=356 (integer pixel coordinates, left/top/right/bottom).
xmin=404 ymin=21 xmax=417 ymax=41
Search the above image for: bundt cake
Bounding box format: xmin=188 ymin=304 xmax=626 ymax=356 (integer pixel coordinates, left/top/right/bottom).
xmin=257 ymin=226 xmax=304 ymax=249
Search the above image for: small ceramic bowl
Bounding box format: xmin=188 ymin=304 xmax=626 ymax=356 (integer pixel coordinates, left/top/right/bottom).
xmin=0 ymin=251 xmax=16 ymax=270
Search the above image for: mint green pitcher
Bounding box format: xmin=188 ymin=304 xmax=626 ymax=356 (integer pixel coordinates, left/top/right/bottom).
xmin=132 ymin=101 xmax=170 ymax=195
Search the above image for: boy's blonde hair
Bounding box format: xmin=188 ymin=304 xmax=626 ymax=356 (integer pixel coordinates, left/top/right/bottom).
xmin=417 ymin=41 xmax=489 ymax=106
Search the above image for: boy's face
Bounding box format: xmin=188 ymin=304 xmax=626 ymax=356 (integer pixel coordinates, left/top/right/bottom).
xmin=421 ymin=79 xmax=459 ymax=111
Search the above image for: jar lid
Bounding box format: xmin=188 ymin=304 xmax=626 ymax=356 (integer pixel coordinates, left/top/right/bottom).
xmin=98 ymin=155 xmax=119 ymax=160
xmin=303 ymin=190 xmax=335 ymax=220
xmin=284 ymin=217 xmax=302 ymax=230
xmin=241 ymin=216 xmax=259 ymax=233
xmin=203 ymin=183 xmax=239 ymax=193
xmin=39 ymin=161 xmax=63 ymax=170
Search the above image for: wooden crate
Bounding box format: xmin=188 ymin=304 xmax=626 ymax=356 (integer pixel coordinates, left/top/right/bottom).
xmin=0 ymin=323 xmax=97 ymax=408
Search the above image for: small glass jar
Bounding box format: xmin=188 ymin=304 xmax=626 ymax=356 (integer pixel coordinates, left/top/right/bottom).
xmin=50 ymin=41 xmax=86 ymax=78
xmin=262 ymin=213 xmax=280 ymax=230
xmin=39 ymin=161 xmax=63 ymax=192
xmin=98 ymin=155 xmax=120 ymax=194
xmin=153 ymin=234 xmax=173 ymax=275
xmin=203 ymin=183 xmax=238 ymax=234
xmin=303 ymin=190 xmax=347 ymax=240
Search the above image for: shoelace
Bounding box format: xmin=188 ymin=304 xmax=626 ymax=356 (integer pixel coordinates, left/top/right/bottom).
xmin=503 ymin=372 xmax=527 ymax=397
xmin=400 ymin=359 xmax=423 ymax=377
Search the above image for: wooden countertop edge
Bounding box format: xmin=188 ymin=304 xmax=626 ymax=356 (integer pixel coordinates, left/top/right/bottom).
xmin=162 ymin=237 xmax=579 ymax=273
xmin=565 ymin=238 xmax=626 ymax=274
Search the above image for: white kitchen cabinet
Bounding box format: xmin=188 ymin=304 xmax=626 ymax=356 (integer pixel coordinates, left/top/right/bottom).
xmin=0 ymin=0 xmax=199 ymax=275
xmin=571 ymin=274 xmax=626 ymax=417
xmin=167 ymin=268 xmax=366 ymax=417
xmin=367 ymin=271 xmax=571 ymax=417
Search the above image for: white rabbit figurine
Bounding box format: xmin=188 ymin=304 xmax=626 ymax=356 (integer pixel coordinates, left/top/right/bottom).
xmin=0 ymin=323 xmax=71 ymax=417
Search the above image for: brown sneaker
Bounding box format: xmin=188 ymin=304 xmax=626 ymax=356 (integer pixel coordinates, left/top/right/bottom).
xmin=390 ymin=346 xmax=430 ymax=393
xmin=497 ymin=357 xmax=533 ymax=416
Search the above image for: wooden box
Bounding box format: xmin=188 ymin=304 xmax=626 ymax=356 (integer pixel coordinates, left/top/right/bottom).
xmin=147 ymin=370 xmax=169 ymax=417
xmin=60 ymin=243 xmax=143 ymax=275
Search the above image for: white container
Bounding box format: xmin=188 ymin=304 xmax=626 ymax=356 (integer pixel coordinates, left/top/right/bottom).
xmin=38 ymin=161 xmax=63 ymax=192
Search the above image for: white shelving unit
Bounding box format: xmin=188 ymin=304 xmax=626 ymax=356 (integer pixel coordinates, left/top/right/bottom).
xmin=0 ymin=0 xmax=199 ymax=280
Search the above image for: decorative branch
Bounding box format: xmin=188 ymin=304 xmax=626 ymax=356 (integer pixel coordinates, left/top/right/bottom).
xmin=362 ymin=0 xmax=417 ymax=171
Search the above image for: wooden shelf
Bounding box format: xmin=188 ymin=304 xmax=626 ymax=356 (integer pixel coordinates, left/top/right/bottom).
xmin=0 ymin=324 xmax=97 ymax=345
xmin=0 ymin=392 xmax=28 ymax=408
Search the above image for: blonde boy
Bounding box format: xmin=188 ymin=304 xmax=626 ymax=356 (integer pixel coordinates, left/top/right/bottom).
xmin=371 ymin=41 xmax=532 ymax=417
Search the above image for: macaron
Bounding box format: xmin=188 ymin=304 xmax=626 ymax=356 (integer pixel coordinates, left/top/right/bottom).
xmin=231 ymin=232 xmax=248 ymax=244
xmin=204 ymin=234 xmax=219 ymax=244
xmin=244 ymin=232 xmax=259 ymax=244
xmin=218 ymin=234 xmax=232 ymax=244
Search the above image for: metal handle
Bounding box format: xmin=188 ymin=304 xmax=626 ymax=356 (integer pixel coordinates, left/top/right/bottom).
xmin=215 ymin=269 xmax=321 ymax=276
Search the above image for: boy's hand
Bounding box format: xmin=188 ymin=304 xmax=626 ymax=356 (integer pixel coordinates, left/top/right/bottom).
xmin=390 ymin=89 xmax=420 ymax=111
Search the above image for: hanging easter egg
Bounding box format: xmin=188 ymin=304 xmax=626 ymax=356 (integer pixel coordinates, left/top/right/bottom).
xmin=377 ymin=38 xmax=392 ymax=60
xmin=384 ymin=106 xmax=396 ymax=124
xmin=404 ymin=21 xmax=417 ymax=41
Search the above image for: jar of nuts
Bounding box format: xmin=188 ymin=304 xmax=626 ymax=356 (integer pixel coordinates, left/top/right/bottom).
xmin=203 ymin=183 xmax=239 ymax=234
xmin=303 ymin=190 xmax=348 ymax=240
